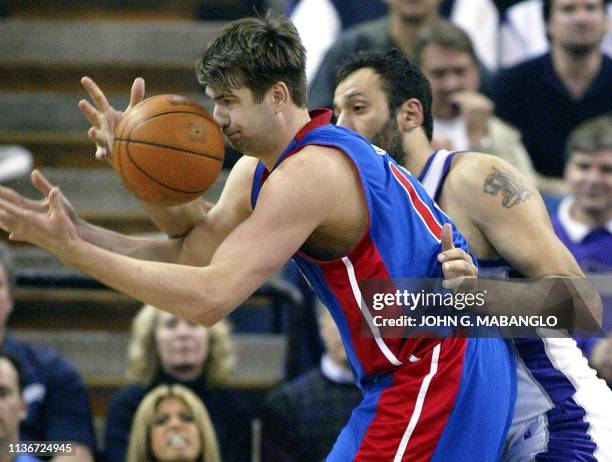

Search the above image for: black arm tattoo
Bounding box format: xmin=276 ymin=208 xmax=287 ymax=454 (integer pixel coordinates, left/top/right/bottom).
xmin=483 ymin=167 xmax=532 ymax=208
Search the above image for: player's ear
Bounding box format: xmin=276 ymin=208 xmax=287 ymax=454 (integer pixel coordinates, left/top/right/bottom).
xmin=269 ymin=82 xmax=290 ymax=112
xmin=397 ymin=98 xmax=424 ymax=133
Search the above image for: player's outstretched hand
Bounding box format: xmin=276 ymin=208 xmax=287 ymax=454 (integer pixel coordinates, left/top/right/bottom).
xmin=79 ymin=76 xmax=145 ymax=161
xmin=0 ymin=182 xmax=80 ymax=258
xmin=0 ymin=170 xmax=80 ymax=226
xmin=438 ymin=223 xmax=478 ymax=290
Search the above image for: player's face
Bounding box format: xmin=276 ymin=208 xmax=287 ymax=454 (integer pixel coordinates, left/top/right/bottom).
xmin=419 ymin=45 xmax=480 ymax=119
xmin=150 ymin=396 xmax=202 ymax=462
xmin=565 ymin=149 xmax=612 ymax=215
xmin=206 ymin=85 xmax=275 ymax=156
xmin=335 ymin=68 xmax=406 ymax=161
xmin=547 ymin=0 xmax=607 ymax=53
xmin=565 ymin=149 xmax=612 ymax=214
xmin=0 ymin=358 xmax=26 ymax=442
xmin=0 ymin=264 xmax=13 ymax=331
xmin=387 ymin=0 xmax=442 ymax=23
xmin=334 ymin=68 xmax=391 ymax=140
xmin=155 ymin=312 xmax=210 ymax=380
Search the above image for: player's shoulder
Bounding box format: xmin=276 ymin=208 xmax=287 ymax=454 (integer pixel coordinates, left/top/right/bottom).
xmin=449 ymin=152 xmax=537 ymax=213
xmin=447 ymin=152 xmax=503 ymax=188
xmin=447 ymin=153 xmax=529 ymax=201
xmin=279 ymin=144 xmax=355 ymax=178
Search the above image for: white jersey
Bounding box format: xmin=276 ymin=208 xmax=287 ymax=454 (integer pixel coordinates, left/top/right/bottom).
xmin=418 ymin=149 xmax=612 ymax=461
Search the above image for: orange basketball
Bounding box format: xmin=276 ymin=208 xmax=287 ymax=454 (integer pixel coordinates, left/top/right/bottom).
xmin=112 ymin=94 xmax=224 ymax=206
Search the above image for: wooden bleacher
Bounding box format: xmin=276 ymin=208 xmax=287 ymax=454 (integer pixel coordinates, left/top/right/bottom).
xmin=1 ymin=4 xmax=290 ymax=438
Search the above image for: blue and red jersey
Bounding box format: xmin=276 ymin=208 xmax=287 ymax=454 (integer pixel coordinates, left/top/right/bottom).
xmin=251 ymin=110 xmax=469 ymax=385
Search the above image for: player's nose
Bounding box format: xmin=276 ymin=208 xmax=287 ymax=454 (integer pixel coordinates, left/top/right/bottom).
xmin=212 ymin=105 xmax=229 ymax=130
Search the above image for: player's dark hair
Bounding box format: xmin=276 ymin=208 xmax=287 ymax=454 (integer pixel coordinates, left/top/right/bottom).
xmin=336 ymin=49 xmax=434 ymax=141
xmin=0 ymin=349 xmax=25 ymax=392
xmin=566 ymin=114 xmax=612 ymax=157
xmin=197 ymin=14 xmax=307 ymax=107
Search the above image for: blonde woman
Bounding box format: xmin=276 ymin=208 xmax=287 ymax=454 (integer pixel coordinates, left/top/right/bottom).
xmin=126 ymin=384 xmax=221 ymax=462
xmin=105 ymin=305 xmax=250 ymax=462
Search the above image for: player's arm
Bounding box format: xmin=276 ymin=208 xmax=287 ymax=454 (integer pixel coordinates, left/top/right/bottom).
xmin=451 ymin=154 xmax=602 ymax=328
xmin=0 ymin=156 xmax=255 ymax=266
xmin=0 ymin=146 xmax=337 ymax=325
xmin=77 ymin=155 xmax=256 ymax=265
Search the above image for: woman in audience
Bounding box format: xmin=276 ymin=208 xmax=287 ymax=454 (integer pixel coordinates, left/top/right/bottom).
xmin=126 ymin=384 xmax=221 ymax=462
xmin=105 ymin=305 xmax=250 ymax=462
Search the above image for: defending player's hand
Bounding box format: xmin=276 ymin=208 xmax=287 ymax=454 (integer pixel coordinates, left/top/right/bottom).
xmin=79 ymin=76 xmax=145 ymax=161
xmin=0 ymin=183 xmax=80 ymax=258
xmin=0 ymin=170 xmax=80 ymax=227
xmin=438 ymin=223 xmax=478 ymax=290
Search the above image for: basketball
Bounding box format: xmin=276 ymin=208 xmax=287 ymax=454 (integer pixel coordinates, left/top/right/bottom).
xmin=112 ymin=94 xmax=224 ymax=206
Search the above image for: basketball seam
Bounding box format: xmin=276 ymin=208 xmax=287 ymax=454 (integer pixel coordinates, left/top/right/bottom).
xmin=114 ymin=138 xmax=223 ymax=162
xmin=122 ymin=140 xmax=213 ymax=194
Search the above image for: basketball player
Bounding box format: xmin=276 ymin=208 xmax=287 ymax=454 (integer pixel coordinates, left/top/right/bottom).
xmin=333 ymin=49 xmax=612 ymax=460
xmin=0 ymin=16 xmax=515 ymax=461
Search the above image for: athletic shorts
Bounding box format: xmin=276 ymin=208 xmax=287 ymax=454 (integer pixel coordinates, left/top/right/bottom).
xmin=326 ymin=337 xmax=516 ymax=461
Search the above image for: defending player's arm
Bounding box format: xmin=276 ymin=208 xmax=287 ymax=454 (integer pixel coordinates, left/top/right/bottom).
xmin=0 ymin=156 xmax=255 ymax=267
xmin=0 ymin=146 xmax=338 ymax=325
xmin=451 ymin=154 xmax=602 ymax=328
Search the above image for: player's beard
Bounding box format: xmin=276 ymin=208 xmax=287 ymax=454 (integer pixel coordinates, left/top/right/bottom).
xmin=371 ymin=117 xmax=405 ymax=165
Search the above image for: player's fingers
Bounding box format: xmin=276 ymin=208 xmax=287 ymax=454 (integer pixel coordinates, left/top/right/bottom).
xmin=439 ymin=248 xmax=473 ymax=263
xmin=0 ymin=185 xmax=44 ymax=212
xmin=440 ymin=223 xmax=455 ymax=252
xmin=48 ymin=187 xmax=64 ymax=213
xmin=78 ymin=99 xmax=102 ymax=127
xmin=0 ymin=197 xmax=26 ymax=232
xmin=81 ymin=76 xmax=110 ymax=112
xmin=128 ymin=77 xmax=145 ymax=109
xmin=86 ymin=127 xmax=110 ymax=160
xmin=87 ymin=127 xmax=106 ymax=145
xmin=31 ymin=169 xmax=55 ymax=196
xmin=442 ymin=260 xmax=477 ymax=279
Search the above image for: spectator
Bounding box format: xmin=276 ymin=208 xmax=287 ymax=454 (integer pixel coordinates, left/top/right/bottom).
xmin=288 ymin=0 xmax=387 ymax=81
xmin=0 ymin=350 xmax=41 ymax=462
xmin=126 ymin=384 xmax=221 ymax=462
xmin=0 ymin=244 xmax=96 ymax=462
xmin=307 ymin=0 xmax=500 ymax=109
xmin=104 ymin=305 xmax=250 ymax=462
xmin=412 ymin=19 xmax=551 ymax=190
xmin=551 ymin=114 xmax=612 ymax=353
xmin=491 ymin=0 xmax=612 ymax=179
xmin=498 ymin=0 xmax=612 ymax=69
xmin=308 ymin=0 xmax=443 ymax=109
xmin=260 ymin=303 xmax=361 ymax=462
